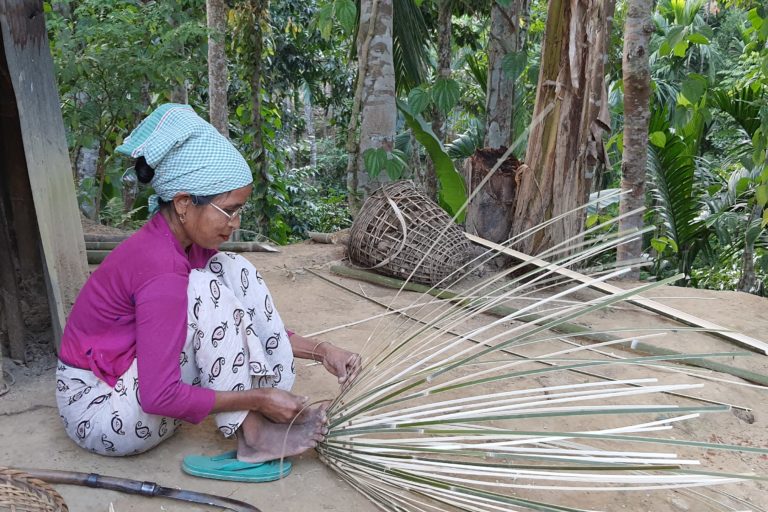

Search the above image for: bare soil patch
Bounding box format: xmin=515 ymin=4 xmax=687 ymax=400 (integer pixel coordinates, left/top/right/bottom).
xmin=1 ymin=242 xmax=766 ymax=511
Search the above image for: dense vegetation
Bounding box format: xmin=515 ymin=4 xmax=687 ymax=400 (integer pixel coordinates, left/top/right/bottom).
xmin=45 ymin=0 xmax=768 ymax=294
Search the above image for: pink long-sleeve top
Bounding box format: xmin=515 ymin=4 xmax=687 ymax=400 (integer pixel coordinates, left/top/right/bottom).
xmin=60 ymin=213 xmax=217 ymax=423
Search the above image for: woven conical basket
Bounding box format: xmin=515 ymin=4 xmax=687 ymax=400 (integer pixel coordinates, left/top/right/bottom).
xmin=0 ymin=468 xmax=68 ymax=512
xmin=348 ymin=181 xmax=472 ymax=285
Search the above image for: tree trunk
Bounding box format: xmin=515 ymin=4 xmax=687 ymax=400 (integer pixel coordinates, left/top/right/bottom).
xmin=484 ymin=0 xmax=529 ymax=149
xmin=424 ymin=0 xmax=453 ymax=201
xmin=464 ymin=149 xmax=522 ymax=243
xmin=738 ymin=204 xmax=762 ymax=294
xmin=93 ymin=142 xmax=107 ymax=220
xmin=355 ymin=0 xmax=396 ymax=201
xmin=464 ymin=0 xmax=530 ymax=243
xmin=510 ymin=0 xmax=614 ymax=255
xmin=616 ymin=0 xmax=653 ymax=279
xmin=121 ymin=171 xmax=138 ymax=214
xmin=170 ymin=83 xmax=189 ymax=104
xmin=167 ymin=13 xmax=189 ymax=105
xmin=249 ymin=0 xmax=268 ymax=232
xmin=285 ymin=95 xmax=296 ymax=169
xmin=410 ymin=130 xmax=423 ymax=189
xmin=323 ymin=81 xmax=334 ymax=139
xmin=0 ymin=173 xmax=27 ymax=361
xmin=303 ymin=91 xmax=317 ymax=169
xmin=207 ymin=0 xmax=229 ymax=137
xmin=75 ymin=143 xmax=98 ymax=218
xmin=345 ymin=0 xmax=379 ymax=214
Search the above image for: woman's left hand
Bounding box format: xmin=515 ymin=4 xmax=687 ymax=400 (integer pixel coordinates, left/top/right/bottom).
xmin=320 ymin=345 xmax=362 ymax=390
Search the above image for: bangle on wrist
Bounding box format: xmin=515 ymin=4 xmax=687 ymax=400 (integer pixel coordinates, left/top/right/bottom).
xmin=311 ymin=340 xmax=329 ymax=362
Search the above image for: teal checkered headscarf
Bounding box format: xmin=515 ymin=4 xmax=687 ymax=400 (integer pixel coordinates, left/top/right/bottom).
xmin=116 ymin=104 xmax=253 ymax=214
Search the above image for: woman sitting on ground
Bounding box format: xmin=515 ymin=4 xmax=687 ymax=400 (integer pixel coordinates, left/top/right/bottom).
xmin=56 ymin=103 xmax=360 ymax=480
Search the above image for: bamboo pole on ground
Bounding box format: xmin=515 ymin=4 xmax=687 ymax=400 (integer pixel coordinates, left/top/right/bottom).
xmin=86 ymin=241 xmax=278 ymax=263
xmin=84 ymin=241 xmax=277 ymax=252
xmin=307 ymin=230 xmax=350 ymax=245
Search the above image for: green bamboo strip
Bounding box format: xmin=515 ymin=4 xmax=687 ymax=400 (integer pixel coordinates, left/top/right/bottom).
xmin=329 ymin=265 xmax=768 ymax=387
xmin=326 ymin=428 xmax=768 ymax=456
xmin=332 ymin=236 xmax=652 ymax=407
xmin=322 ymin=443 xmax=680 ymax=472
xmin=330 ymin=351 xmax=745 ymax=429
xmin=336 ymin=405 xmax=728 ymax=431
xmin=323 ymin=441 xmax=690 ymax=467
xmin=321 ymin=448 xmax=684 ymax=472
xmin=321 ymin=441 xmax=695 ymax=468
xmin=308 ymin=268 xmax=751 ymax=412
xmin=324 ymin=445 xmax=767 ymax=485
xmin=320 ymin=447 xmax=590 ymax=512
xmin=323 ymin=275 xmax=683 ymax=420
xmin=467 ymin=233 xmax=768 ymax=355
xmin=427 ymin=273 xmax=685 ymax=380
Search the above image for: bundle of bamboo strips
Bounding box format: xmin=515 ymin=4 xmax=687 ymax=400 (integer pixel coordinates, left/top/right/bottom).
xmin=316 ymin=191 xmax=767 ymax=512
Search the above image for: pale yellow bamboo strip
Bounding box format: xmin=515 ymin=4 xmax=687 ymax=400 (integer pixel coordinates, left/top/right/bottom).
xmin=466 ymin=233 xmax=768 ymax=355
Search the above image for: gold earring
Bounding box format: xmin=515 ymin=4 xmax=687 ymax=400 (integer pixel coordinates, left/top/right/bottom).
xmin=179 ymin=212 xmax=186 ymax=223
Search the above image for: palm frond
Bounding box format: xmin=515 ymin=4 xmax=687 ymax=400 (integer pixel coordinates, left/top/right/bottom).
xmin=395 ymin=130 xmax=413 ymax=154
xmin=392 ymin=0 xmax=431 ymax=92
xmin=446 ymin=118 xmax=484 ymax=159
xmin=646 ymin=107 xmax=710 ymax=274
xmin=650 ymin=78 xmax=679 ymax=115
xmin=711 ymin=86 xmax=763 ymax=138
xmin=464 ymin=53 xmax=487 ymax=99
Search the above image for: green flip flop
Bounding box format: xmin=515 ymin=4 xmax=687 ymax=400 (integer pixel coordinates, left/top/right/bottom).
xmin=182 ymin=450 xmax=292 ymax=482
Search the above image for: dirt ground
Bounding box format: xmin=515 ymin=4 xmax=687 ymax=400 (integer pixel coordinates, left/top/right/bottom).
xmin=1 ymin=241 xmax=767 ymax=512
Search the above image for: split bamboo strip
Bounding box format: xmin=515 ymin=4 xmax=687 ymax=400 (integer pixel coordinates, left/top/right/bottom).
xmin=466 ymin=234 xmax=768 ymax=355
xmin=329 ymin=265 xmax=768 ymax=387
xmin=307 ymin=268 xmax=751 ymax=410
xmin=364 ymin=219 xmax=651 ymax=359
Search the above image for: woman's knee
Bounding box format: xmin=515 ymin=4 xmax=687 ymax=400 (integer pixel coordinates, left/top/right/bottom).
xmin=205 ymin=253 xmax=263 ymax=298
xmin=188 ymin=268 xmax=245 ymax=315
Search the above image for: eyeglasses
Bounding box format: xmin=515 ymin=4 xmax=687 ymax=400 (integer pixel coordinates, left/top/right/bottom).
xmin=209 ymin=202 xmax=250 ymax=223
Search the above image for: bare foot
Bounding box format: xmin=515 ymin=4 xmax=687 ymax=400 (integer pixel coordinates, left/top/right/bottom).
xmin=295 ymin=399 xmax=331 ymax=424
xmin=236 ymin=405 xmax=329 ymax=463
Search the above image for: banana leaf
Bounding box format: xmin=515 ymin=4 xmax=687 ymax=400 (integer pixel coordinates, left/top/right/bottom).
xmin=397 ymin=99 xmax=467 ymax=221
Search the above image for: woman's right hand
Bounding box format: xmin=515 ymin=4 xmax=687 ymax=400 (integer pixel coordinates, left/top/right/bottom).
xmin=253 ymin=388 xmax=309 ymax=423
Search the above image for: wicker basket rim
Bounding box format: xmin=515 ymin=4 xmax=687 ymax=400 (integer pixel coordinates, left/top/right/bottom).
xmin=0 ymin=467 xmax=68 ymax=512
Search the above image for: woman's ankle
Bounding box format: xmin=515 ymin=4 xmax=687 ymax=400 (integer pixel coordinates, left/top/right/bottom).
xmin=239 ymin=411 xmax=267 ymax=448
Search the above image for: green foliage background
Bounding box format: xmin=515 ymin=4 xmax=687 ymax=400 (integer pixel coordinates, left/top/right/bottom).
xmin=46 ymin=0 xmax=768 ymax=292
